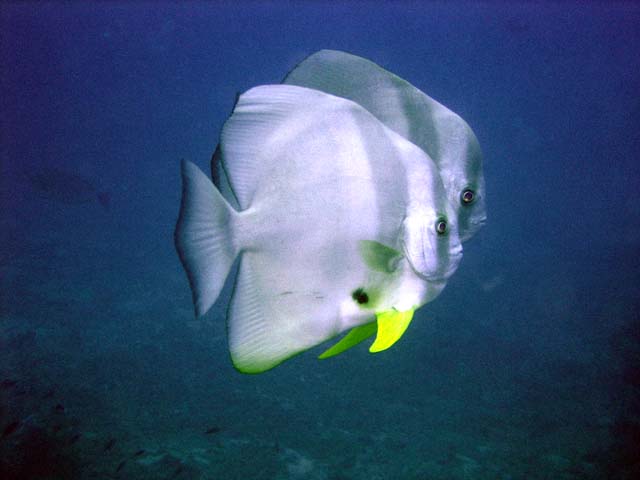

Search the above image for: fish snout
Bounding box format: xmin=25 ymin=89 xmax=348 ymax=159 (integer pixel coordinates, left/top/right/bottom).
xmin=444 ymin=242 xmax=463 ymax=278
xmin=402 ymin=213 xmax=464 ymax=282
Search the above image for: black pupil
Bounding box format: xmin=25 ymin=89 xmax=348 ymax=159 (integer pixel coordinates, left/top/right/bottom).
xmin=437 ymin=220 xmax=447 ymax=234
xmin=462 ymin=190 xmax=474 ymax=203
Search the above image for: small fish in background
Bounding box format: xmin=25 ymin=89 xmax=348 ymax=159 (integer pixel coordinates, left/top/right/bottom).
xmin=68 ymin=432 xmax=81 ymax=445
xmin=25 ymin=166 xmax=111 ymax=210
xmin=176 ymin=84 xmax=463 ymax=373
xmin=53 ymin=403 xmax=65 ymax=413
xmin=133 ymin=449 xmax=146 ymax=457
xmin=204 ymin=426 xmax=220 ymax=435
xmin=116 ymin=460 xmax=127 ymax=472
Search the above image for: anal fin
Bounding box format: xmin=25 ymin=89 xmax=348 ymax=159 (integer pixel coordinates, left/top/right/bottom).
xmin=318 ymin=323 xmax=377 ymax=359
xmin=369 ymin=309 xmax=415 ymax=353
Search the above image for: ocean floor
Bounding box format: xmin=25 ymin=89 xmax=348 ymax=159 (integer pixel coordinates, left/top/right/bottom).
xmin=1 ymin=228 xmax=638 ymax=480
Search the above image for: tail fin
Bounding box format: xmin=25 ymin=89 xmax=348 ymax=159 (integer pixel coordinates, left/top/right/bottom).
xmin=175 ymin=160 xmax=238 ymax=317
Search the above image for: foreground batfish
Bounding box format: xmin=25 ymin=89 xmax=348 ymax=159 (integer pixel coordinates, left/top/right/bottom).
xmin=284 ymin=49 xmax=486 ymax=242
xmin=176 ymin=85 xmax=462 ymax=373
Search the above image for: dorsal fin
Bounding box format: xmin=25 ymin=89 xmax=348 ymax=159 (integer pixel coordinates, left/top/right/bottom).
xmin=218 ymin=85 xmax=337 ymax=210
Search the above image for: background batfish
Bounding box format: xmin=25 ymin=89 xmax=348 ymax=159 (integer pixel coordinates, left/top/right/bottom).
xmin=283 ymin=49 xmax=486 ymax=242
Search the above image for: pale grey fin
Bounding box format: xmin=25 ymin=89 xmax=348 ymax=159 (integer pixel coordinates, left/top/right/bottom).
xmin=358 ymin=240 xmax=402 ymax=273
xmin=228 ymin=252 xmax=342 ymax=374
xmin=175 ymin=160 xmax=239 ymax=317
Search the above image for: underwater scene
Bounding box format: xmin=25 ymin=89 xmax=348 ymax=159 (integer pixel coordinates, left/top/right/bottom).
xmin=1 ymin=2 xmax=639 ymax=479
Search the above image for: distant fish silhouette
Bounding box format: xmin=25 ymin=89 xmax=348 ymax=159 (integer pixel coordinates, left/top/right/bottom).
xmin=204 ymin=426 xmax=220 ymax=435
xmin=133 ymin=449 xmax=146 ymax=457
xmin=26 ymin=167 xmax=111 ymax=210
xmin=104 ymin=437 xmax=116 ymax=451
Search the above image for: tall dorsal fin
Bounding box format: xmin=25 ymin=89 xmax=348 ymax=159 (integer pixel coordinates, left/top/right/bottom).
xmin=218 ymin=85 xmax=338 ymax=210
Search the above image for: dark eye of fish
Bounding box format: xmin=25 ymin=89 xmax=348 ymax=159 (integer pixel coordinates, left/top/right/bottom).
xmin=352 ymin=288 xmax=369 ymax=305
xmin=461 ymin=189 xmax=475 ymax=205
xmin=435 ymin=218 xmax=447 ymax=235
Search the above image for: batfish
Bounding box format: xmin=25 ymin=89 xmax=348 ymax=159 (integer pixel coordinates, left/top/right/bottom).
xmin=175 ymin=85 xmax=462 ymax=373
xmin=283 ymin=49 xmax=486 ymax=242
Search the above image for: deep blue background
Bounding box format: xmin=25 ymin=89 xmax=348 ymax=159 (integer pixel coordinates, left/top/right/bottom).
xmin=2 ymin=2 xmax=639 ymax=479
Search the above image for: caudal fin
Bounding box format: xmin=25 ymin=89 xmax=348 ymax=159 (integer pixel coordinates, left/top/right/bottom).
xmin=175 ymin=160 xmax=238 ymax=317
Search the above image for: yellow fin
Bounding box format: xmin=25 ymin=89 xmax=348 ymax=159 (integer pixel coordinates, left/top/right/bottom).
xmin=369 ymin=309 xmax=415 ymax=353
xmin=318 ymin=323 xmax=377 ymax=359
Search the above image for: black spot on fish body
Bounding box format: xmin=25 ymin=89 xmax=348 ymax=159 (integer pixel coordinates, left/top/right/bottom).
xmin=104 ymin=438 xmax=116 ymax=451
xmin=205 ymin=426 xmax=220 ymax=434
xmin=2 ymin=420 xmax=20 ymax=439
xmin=352 ymin=288 xmax=369 ymax=305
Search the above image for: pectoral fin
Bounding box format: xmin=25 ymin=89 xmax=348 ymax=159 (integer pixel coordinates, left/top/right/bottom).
xmin=369 ymin=309 xmax=415 ymax=353
xmin=358 ymin=240 xmax=402 ymax=273
xmin=318 ymin=322 xmax=377 ymax=359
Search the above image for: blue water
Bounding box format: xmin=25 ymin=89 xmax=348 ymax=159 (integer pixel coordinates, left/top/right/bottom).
xmin=1 ymin=2 xmax=639 ymax=479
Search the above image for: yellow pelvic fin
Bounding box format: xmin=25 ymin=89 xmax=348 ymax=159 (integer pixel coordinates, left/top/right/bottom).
xmin=318 ymin=322 xmax=377 ymax=359
xmin=369 ymin=309 xmax=415 ymax=353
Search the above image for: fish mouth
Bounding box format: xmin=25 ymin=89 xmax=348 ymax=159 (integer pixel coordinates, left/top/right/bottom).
xmin=439 ymin=247 xmax=463 ymax=280
xmin=405 ymin=246 xmax=463 ymax=283
xmin=471 ymin=216 xmax=487 ymax=227
xmin=459 ymin=216 xmax=487 ymax=242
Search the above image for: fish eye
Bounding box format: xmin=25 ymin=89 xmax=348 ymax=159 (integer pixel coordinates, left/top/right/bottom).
xmin=435 ymin=218 xmax=447 ymax=235
xmin=461 ymin=189 xmax=475 ymax=205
